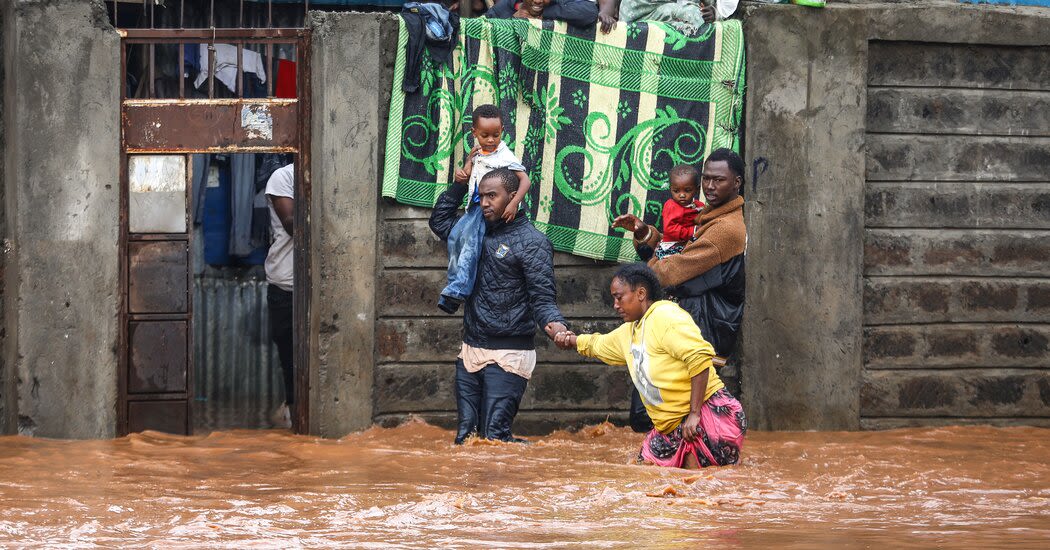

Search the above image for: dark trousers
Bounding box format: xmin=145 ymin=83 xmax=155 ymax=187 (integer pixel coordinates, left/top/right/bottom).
xmin=629 ymin=388 xmax=654 ymax=433
xmin=454 ymin=359 xmax=528 ymax=443
xmin=267 ymin=284 xmax=294 ymax=405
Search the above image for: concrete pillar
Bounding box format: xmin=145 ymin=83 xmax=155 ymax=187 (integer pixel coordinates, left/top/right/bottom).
xmin=741 ymin=6 xmax=868 ymax=430
xmin=307 ymin=12 xmax=396 ymax=436
xmin=2 ymin=0 xmax=120 ymax=438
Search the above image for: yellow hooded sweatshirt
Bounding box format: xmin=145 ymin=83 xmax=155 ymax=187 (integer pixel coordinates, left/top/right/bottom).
xmin=576 ymin=301 xmax=724 ymax=434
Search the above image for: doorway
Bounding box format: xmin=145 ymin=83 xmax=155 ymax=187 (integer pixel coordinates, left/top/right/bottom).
xmin=117 ymin=25 xmax=311 ymax=435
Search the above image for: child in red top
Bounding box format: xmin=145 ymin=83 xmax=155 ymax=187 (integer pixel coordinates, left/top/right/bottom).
xmin=656 ymin=164 xmax=704 ymax=260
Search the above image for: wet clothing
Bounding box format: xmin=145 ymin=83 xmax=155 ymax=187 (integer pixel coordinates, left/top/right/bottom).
xmin=430 ymin=182 xmax=566 ymax=443
xmin=430 ymin=182 xmax=566 ymax=351
xmin=454 ymin=359 xmax=529 ymax=443
xmin=576 ymin=301 xmax=724 ymax=434
xmin=486 ymin=0 xmax=600 ymax=28
xmin=640 ymin=388 xmax=746 ymax=468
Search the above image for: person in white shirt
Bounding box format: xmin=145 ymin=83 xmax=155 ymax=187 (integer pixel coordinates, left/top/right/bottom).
xmin=265 ymin=163 xmax=295 ymax=429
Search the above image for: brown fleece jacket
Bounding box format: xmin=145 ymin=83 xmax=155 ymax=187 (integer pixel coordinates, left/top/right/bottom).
xmin=635 ymin=196 xmax=746 ymax=287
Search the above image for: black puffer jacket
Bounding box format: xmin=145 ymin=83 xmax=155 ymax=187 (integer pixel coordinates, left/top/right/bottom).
xmin=429 ymin=183 xmax=566 ymax=350
xmin=665 ymin=254 xmax=745 ymax=356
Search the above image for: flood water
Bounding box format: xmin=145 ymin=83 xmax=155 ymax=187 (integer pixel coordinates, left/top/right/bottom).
xmin=1 ymin=421 xmax=1048 ymax=548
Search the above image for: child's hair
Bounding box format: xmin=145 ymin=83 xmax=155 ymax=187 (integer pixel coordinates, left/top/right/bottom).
xmin=480 ymin=167 xmax=520 ymax=194
xmin=669 ymin=164 xmax=700 ymax=189
xmin=613 ymin=263 xmax=665 ymax=301
xmin=472 ymin=104 xmax=503 ymax=127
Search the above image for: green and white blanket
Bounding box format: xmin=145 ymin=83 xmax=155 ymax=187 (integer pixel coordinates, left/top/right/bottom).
xmin=382 ymin=17 xmax=745 ymax=262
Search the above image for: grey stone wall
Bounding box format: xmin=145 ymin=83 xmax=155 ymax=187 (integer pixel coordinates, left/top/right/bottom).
xmin=2 ymin=0 xmax=120 ymax=438
xmin=860 ymin=40 xmax=1050 ymax=428
xmin=742 ymin=1 xmax=1050 ymax=430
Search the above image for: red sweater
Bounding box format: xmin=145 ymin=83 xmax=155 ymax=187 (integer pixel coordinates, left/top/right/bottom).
xmin=660 ymin=198 xmax=703 ymax=243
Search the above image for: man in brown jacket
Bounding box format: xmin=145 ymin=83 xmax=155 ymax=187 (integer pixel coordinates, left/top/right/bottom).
xmin=613 ymin=148 xmax=746 ymax=432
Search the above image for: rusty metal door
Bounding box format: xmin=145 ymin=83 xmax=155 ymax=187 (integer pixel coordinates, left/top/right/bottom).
xmin=118 ymin=26 xmax=311 ymax=435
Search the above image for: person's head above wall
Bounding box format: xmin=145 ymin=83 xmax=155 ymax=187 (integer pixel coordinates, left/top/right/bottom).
xmin=702 ymin=148 xmax=744 ymax=208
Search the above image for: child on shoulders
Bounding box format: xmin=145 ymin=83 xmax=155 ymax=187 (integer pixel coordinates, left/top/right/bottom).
xmin=438 ymin=104 xmax=532 ymax=314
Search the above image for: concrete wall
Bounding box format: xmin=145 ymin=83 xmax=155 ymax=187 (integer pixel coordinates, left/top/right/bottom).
xmin=2 ymin=0 xmax=120 ymax=437
xmin=305 ymin=12 xmax=623 ymax=437
xmin=306 ymin=12 xmax=392 ymax=437
xmin=1 ymin=1 xmax=1046 ymax=438
xmin=742 ymin=1 xmax=1050 ymax=430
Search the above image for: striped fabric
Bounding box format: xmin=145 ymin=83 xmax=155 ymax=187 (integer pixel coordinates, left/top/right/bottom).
xmin=382 ymin=17 xmax=745 ymax=262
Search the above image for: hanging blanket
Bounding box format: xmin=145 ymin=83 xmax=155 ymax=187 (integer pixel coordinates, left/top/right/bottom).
xmin=382 ymin=17 xmax=745 ymax=262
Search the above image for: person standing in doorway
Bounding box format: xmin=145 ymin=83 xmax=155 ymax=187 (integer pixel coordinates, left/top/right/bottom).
xmin=265 ymin=163 xmax=295 ymax=429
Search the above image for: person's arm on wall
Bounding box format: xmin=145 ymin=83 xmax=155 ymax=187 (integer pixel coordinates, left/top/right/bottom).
xmin=597 ymin=0 xmax=619 ymax=33
xmin=428 ymin=182 xmax=470 ymax=242
xmin=485 ymin=0 xmax=517 ymax=18
xmin=542 ymin=0 xmax=600 ymax=27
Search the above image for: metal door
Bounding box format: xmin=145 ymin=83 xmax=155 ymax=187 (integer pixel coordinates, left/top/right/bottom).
xmin=118 ymin=26 xmax=311 ymax=435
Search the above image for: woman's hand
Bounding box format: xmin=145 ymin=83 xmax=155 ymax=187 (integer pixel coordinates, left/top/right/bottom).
xmin=554 ymin=330 xmax=577 ymax=350
xmin=680 ymin=411 xmax=703 ymax=443
xmin=598 ymin=11 xmax=617 ymax=34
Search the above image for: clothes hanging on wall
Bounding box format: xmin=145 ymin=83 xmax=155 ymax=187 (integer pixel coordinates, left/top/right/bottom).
xmin=401 ymin=3 xmax=460 ymax=94
xmin=275 ymin=60 xmax=297 ymax=98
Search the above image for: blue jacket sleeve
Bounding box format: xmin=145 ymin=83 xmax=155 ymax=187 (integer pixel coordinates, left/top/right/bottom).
xmin=485 ymin=0 xmax=516 ymax=19
xmin=486 ymin=0 xmax=599 ymax=28
xmin=542 ymin=0 xmax=599 ymax=27
xmin=428 ymin=183 xmax=469 ymax=241
xmin=521 ymin=235 xmax=567 ymax=329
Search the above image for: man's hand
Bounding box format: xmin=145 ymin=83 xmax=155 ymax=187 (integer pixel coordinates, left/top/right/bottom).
xmin=514 ymin=7 xmax=537 ymax=19
xmin=598 ymin=11 xmax=617 ymax=34
xmin=612 ymin=214 xmax=649 ymax=240
xmin=554 ymin=330 xmax=577 ymax=350
xmin=701 ymin=5 xmax=716 ymax=23
xmin=544 ymin=321 xmax=568 ymax=340
xmin=680 ymin=411 xmax=703 ymax=443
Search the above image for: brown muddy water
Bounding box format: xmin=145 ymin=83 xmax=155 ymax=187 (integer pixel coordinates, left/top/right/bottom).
xmin=1 ymin=421 xmax=1048 ymax=548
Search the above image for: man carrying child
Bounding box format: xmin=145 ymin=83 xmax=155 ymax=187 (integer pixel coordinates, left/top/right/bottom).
xmin=429 ymin=105 xmax=568 ymax=444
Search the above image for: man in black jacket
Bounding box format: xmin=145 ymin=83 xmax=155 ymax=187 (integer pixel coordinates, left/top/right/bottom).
xmin=430 ymin=167 xmax=569 ymax=444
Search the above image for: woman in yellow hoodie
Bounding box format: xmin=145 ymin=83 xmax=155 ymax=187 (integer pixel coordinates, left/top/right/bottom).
xmin=554 ymin=263 xmax=746 ymax=469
